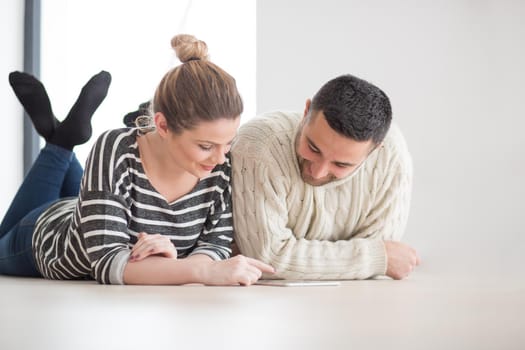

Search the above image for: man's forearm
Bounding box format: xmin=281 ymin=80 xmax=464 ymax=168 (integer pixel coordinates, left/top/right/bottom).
xmin=239 ymin=236 xmax=387 ymax=280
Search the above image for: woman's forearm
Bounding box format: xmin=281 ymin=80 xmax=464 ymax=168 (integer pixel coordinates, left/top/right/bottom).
xmin=123 ymin=254 xmax=213 ymax=285
xmin=123 ymin=254 xmax=275 ymax=286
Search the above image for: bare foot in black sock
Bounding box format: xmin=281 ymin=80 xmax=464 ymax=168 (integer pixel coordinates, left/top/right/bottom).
xmin=50 ymin=71 xmax=112 ymax=150
xmin=8 ymin=71 xmax=59 ymax=141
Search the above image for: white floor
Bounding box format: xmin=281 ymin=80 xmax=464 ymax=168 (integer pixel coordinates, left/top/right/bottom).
xmin=1 ymin=262 xmax=524 ymax=350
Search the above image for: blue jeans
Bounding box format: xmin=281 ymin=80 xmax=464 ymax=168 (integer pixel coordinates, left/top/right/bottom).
xmin=0 ymin=143 xmax=83 ymax=277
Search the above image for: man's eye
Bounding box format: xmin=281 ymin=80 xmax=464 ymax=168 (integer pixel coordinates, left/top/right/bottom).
xmin=308 ymin=143 xmax=320 ymax=153
xmin=199 ymin=145 xmax=212 ymax=151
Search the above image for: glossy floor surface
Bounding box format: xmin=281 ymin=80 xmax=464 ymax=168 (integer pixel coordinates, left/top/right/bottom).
xmin=1 ymin=263 xmax=523 ymax=350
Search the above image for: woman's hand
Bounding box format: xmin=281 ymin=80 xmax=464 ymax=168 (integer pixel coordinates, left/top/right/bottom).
xmin=129 ymin=232 xmax=177 ymax=262
xmin=192 ymin=254 xmax=275 ymax=286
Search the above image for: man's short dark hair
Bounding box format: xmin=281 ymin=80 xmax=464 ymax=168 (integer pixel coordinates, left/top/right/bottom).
xmin=310 ymin=74 xmax=392 ymax=144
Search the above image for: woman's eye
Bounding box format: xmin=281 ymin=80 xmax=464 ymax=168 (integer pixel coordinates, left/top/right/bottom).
xmin=199 ymin=145 xmax=213 ymax=151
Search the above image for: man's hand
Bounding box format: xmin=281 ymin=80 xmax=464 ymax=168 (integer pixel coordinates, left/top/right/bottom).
xmin=384 ymin=241 xmax=420 ymax=279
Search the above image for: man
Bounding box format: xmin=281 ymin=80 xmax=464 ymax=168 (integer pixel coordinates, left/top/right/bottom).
xmin=230 ymin=74 xmax=419 ymax=280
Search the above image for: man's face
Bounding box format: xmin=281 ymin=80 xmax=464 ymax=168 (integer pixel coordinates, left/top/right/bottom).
xmin=295 ymin=102 xmax=376 ymax=186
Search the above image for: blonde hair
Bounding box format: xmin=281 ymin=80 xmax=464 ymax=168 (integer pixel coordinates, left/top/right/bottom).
xmin=150 ymin=34 xmax=243 ymax=133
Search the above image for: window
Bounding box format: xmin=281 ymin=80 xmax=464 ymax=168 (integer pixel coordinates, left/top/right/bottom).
xmin=41 ymin=0 xmax=255 ymax=164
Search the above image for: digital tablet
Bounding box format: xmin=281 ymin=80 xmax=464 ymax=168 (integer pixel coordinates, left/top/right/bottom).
xmin=255 ymin=280 xmax=341 ymax=287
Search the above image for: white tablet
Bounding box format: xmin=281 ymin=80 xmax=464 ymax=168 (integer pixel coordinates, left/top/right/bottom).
xmin=255 ymin=280 xmax=341 ymax=287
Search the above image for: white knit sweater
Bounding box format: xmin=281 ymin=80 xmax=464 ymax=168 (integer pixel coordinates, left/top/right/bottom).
xmin=231 ymin=111 xmax=413 ymax=279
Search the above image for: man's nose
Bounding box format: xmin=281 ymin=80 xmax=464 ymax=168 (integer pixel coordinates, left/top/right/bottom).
xmin=310 ymin=161 xmax=329 ymax=179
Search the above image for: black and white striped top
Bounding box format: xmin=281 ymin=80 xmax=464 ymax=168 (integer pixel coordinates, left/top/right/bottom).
xmin=32 ymin=128 xmax=233 ymax=284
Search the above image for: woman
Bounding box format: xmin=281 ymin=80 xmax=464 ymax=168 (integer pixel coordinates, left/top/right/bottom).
xmin=0 ymin=34 xmax=274 ymax=285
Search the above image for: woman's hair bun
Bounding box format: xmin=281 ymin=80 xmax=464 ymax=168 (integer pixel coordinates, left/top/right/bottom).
xmin=171 ymin=34 xmax=209 ymax=63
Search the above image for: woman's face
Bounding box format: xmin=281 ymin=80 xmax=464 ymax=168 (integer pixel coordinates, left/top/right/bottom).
xmin=163 ymin=116 xmax=241 ymax=178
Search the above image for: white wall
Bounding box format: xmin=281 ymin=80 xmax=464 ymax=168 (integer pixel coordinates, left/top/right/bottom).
xmin=0 ymin=1 xmax=24 ymax=218
xmin=257 ymin=0 xmax=525 ymax=277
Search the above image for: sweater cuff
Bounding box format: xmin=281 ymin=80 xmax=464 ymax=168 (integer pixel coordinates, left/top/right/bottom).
xmin=367 ymin=239 xmax=388 ymax=277
xmin=189 ymin=249 xmax=222 ymax=261
xmin=109 ymin=250 xmax=131 ymax=285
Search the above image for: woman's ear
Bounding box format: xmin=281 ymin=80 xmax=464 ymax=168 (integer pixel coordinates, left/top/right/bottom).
xmin=154 ymin=112 xmax=169 ymax=138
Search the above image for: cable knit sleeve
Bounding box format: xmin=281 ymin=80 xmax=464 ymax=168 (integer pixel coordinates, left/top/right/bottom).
xmin=233 ymin=154 xmax=384 ymax=279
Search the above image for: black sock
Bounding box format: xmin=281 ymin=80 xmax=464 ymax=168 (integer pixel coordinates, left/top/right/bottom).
xmin=123 ymin=101 xmax=151 ymax=127
xmin=8 ymin=71 xmax=58 ymax=141
xmin=50 ymin=71 xmax=111 ymax=150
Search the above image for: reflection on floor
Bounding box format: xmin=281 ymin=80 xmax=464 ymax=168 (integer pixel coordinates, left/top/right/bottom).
xmin=1 ymin=264 xmax=524 ymax=350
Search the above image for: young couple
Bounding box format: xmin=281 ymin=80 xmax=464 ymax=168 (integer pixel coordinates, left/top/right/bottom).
xmin=0 ymin=34 xmax=419 ymax=285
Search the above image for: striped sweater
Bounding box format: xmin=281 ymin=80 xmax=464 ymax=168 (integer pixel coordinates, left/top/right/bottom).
xmin=231 ymin=111 xmax=413 ymax=280
xmin=32 ymin=128 xmax=233 ymax=284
